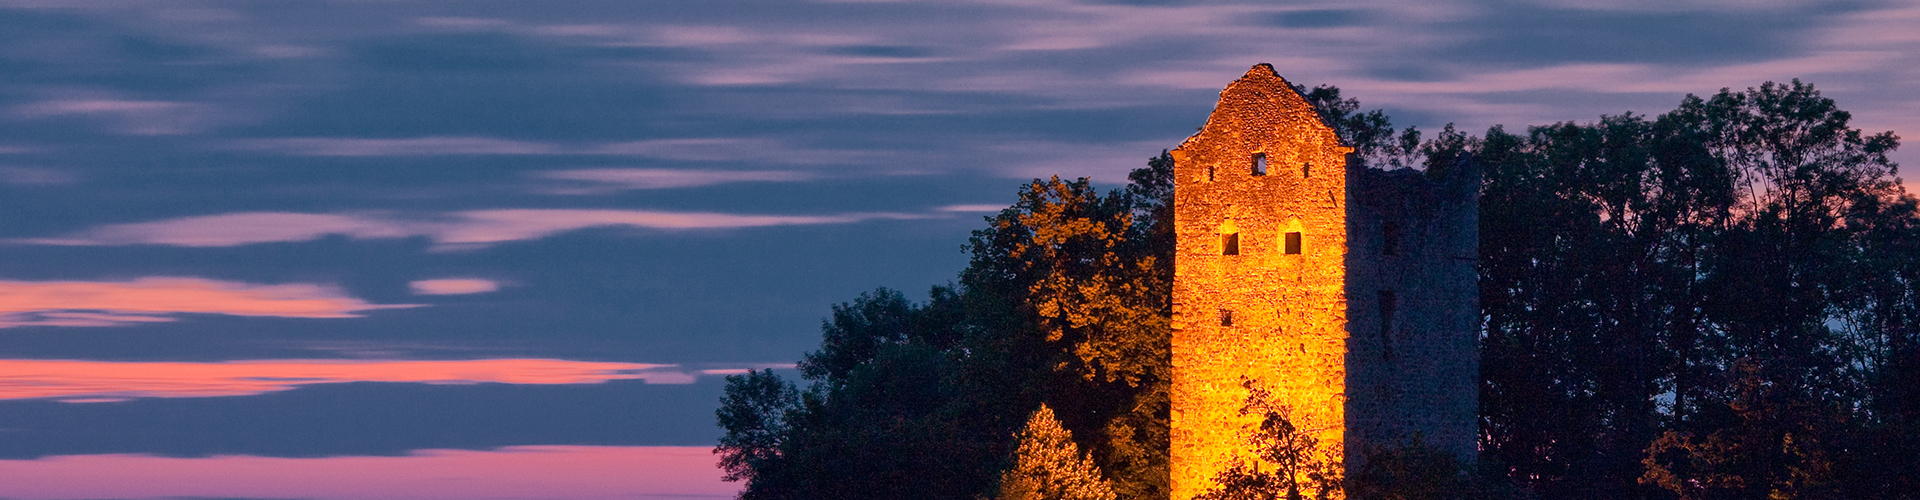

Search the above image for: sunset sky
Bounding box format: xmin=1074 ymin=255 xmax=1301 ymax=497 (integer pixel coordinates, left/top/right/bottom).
xmin=1 ymin=0 xmax=1915 ymax=498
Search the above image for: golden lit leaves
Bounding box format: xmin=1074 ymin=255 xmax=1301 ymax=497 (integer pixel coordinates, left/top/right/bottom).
xmin=998 ymin=404 xmax=1118 ymax=500
xmin=992 ymin=176 xmax=1169 ymax=388
xmin=964 ymin=171 xmax=1174 ymax=499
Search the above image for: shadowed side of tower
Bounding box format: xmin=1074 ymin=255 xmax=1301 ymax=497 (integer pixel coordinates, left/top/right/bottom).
xmin=1169 ymin=64 xmax=1354 ymax=500
xmin=1343 ymin=159 xmax=1481 ymax=464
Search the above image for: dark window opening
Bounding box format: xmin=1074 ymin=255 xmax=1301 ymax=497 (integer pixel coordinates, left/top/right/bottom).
xmin=1284 ymin=232 xmax=1302 ymax=254
xmin=1222 ymin=232 xmax=1240 ymax=255
xmin=1382 ymin=221 xmax=1401 ymax=256
xmin=1207 ymin=166 xmax=1216 ymax=182
xmin=1219 ymin=309 xmax=1234 ymax=327
xmin=1252 ymin=153 xmax=1268 ymax=176
xmin=1303 ymin=161 xmax=1312 ymax=178
xmin=1378 ymin=290 xmax=1397 ymax=360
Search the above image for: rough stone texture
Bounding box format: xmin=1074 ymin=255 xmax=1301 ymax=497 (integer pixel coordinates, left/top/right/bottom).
xmin=1170 ymin=65 xmax=1354 ymax=500
xmin=1169 ymin=64 xmax=1478 ymax=500
xmin=1343 ymin=160 xmax=1480 ymax=463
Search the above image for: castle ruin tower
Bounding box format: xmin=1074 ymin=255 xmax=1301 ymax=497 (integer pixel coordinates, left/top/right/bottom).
xmin=1169 ymin=64 xmax=1479 ymax=499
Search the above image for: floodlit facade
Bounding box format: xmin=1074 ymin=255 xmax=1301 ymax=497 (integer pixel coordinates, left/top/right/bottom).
xmin=1169 ymin=64 xmax=1479 ymax=500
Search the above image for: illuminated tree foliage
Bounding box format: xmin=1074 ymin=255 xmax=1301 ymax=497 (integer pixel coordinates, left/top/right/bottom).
xmin=997 ymin=404 xmax=1118 ymax=500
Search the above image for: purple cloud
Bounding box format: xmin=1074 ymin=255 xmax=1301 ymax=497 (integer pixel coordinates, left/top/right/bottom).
xmin=14 ymin=209 xmax=936 ymax=250
xmin=537 ymin=168 xmax=813 ymax=193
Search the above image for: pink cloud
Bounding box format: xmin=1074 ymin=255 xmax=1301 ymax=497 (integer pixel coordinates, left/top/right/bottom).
xmin=540 ymin=168 xmax=813 ymax=191
xmin=231 ymin=136 xmax=561 ymax=156
xmin=433 ymin=209 xmax=915 ymax=247
xmin=937 ymin=204 xmax=1008 ymax=213
xmin=0 ymin=446 xmax=737 ymax=500
xmin=409 ymin=278 xmax=501 ymax=295
xmin=0 ymin=358 xmax=700 ymax=401
xmin=14 ymin=99 xmax=181 ymax=117
xmin=229 ymin=136 xmax=873 ymax=164
xmin=14 ymin=212 xmax=411 ymax=247
xmin=13 ymin=99 xmax=229 ymax=135
xmin=0 ymin=277 xmax=418 ymax=328
xmin=17 ymin=209 xmax=932 ymax=250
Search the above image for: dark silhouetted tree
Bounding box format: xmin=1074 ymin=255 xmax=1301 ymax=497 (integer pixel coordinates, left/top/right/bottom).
xmin=1476 ymin=79 xmax=1912 ymax=499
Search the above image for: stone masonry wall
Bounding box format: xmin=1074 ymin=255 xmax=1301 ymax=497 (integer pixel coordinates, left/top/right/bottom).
xmin=1170 ymin=64 xmax=1354 ymax=500
xmin=1170 ymin=64 xmax=1480 ymax=499
xmin=1342 ymin=160 xmax=1480 ymax=463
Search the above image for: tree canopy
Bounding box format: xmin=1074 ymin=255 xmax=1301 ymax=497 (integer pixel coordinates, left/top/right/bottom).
xmin=715 ymin=79 xmax=1917 ymax=500
xmin=714 ymin=159 xmax=1174 ymax=500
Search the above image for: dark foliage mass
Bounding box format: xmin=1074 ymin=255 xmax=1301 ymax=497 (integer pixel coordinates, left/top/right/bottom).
xmin=717 ymin=79 xmax=1918 ymax=500
xmin=1476 ymin=80 xmax=1916 ymax=500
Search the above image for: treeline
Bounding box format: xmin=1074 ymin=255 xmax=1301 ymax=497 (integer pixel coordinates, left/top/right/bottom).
xmin=715 ymin=156 xmax=1176 ymax=499
xmin=715 ymin=80 xmax=1919 ymax=500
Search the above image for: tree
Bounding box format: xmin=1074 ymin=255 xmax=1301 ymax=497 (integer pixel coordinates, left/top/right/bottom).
xmin=1194 ymin=380 xmax=1344 ymax=500
xmin=997 ymin=404 xmax=1118 ymax=500
xmin=714 ymin=156 xmax=1176 ymax=499
xmin=712 ymin=287 xmax=1003 ymax=500
xmin=716 ymin=78 xmax=1918 ymax=500
xmin=1292 ymin=83 xmax=1423 ymax=171
xmin=961 ymin=165 xmax=1174 ymax=500
xmin=1473 ymin=79 xmax=1912 ymax=499
xmin=715 ymin=369 xmax=799 ymax=486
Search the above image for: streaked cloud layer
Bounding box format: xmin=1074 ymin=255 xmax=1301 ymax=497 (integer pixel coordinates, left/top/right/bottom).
xmin=17 ymin=209 xmax=929 ymax=249
xmin=409 ymin=278 xmax=501 ymax=295
xmin=0 ymin=446 xmax=736 ymax=500
xmin=0 ymin=358 xmax=753 ymax=402
xmin=539 ymin=168 xmax=814 ymax=192
xmin=0 ymin=0 xmax=1909 ymax=495
xmin=0 ymin=278 xmax=415 ymax=328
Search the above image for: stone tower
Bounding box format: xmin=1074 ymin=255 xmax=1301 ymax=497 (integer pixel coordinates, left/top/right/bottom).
xmin=1169 ymin=64 xmax=1478 ymax=500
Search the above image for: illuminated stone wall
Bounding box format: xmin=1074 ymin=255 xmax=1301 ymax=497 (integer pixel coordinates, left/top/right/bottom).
xmin=1170 ymin=64 xmax=1354 ymax=500
xmin=1169 ymin=64 xmax=1479 ymax=499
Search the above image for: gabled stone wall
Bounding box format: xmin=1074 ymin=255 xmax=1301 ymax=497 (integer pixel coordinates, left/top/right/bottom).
xmin=1170 ymin=64 xmax=1354 ymax=500
xmin=1169 ymin=64 xmax=1478 ymax=499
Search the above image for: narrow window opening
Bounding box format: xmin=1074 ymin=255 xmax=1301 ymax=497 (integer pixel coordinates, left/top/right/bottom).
xmin=1283 ymin=232 xmax=1302 ymax=255
xmin=1378 ymin=291 xmax=1397 ymax=361
xmin=1207 ymin=166 xmax=1216 ymax=182
xmin=1252 ymin=153 xmax=1268 ymax=176
xmin=1382 ymin=221 xmax=1401 ymax=256
xmin=1302 ymin=161 xmax=1312 ymax=178
xmin=1222 ymin=232 xmax=1240 ymax=255
xmin=1219 ymin=309 xmax=1234 ymax=327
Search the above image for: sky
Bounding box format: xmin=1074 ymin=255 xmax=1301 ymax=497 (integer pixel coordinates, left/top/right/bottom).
xmin=0 ymin=0 xmax=1914 ymax=498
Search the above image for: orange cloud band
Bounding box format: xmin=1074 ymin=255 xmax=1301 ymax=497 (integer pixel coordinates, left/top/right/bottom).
xmin=0 ymin=446 xmax=737 ymax=500
xmin=0 ymin=358 xmax=685 ymax=401
xmin=0 ymin=277 xmax=418 ymax=328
